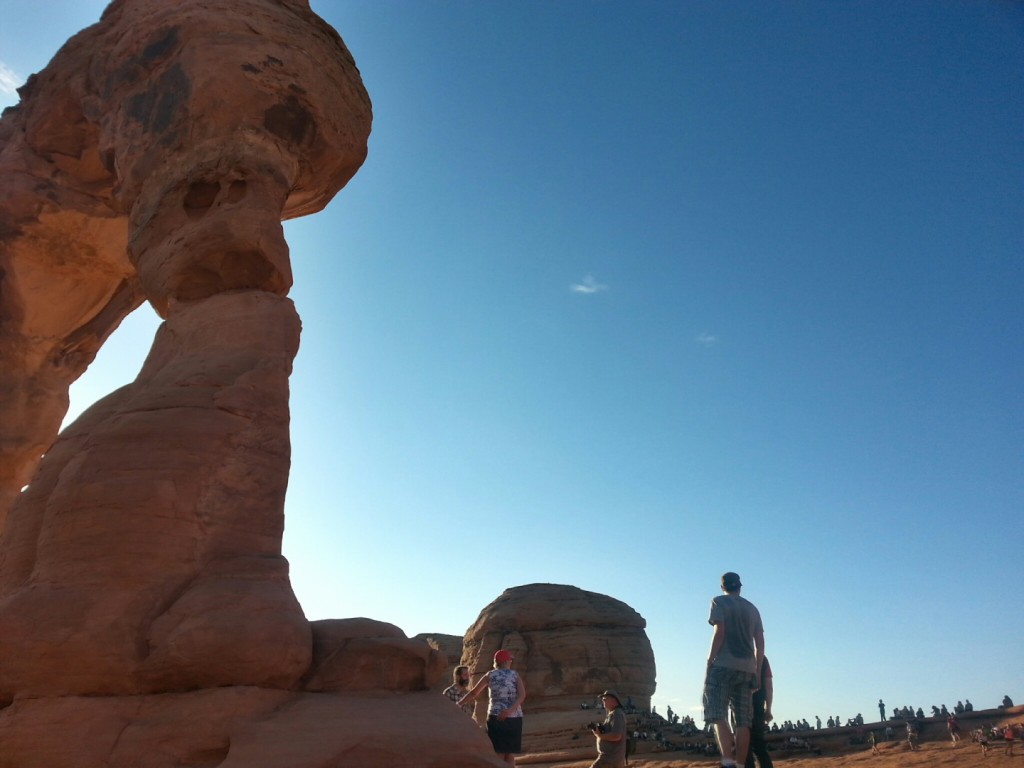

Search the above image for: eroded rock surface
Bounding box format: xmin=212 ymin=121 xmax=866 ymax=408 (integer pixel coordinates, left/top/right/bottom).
xmin=305 ymin=619 xmax=448 ymax=692
xmin=0 ymin=2 xmax=506 ymax=766
xmin=417 ymin=632 xmax=468 ymax=693
xmin=0 ymin=0 xmax=370 ymax=701
xmin=462 ymin=584 xmax=657 ymax=717
xmin=0 ymin=0 xmax=369 ymax=523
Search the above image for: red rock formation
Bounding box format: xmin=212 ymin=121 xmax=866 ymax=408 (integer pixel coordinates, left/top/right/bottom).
xmin=304 ymin=619 xmax=448 ymax=692
xmin=0 ymin=2 xmax=506 ymax=765
xmin=1 ymin=688 xmax=503 ymax=768
xmin=417 ymin=631 xmax=468 ymax=693
xmin=0 ymin=0 xmax=370 ymax=700
xmin=0 ymin=0 xmax=368 ymax=522
xmin=462 ymin=584 xmax=657 ymax=717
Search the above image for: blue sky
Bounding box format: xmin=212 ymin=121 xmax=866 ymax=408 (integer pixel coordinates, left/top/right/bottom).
xmin=2 ymin=1 xmax=1022 ymax=726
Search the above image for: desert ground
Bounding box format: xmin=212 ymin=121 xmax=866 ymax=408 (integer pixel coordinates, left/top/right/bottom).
xmin=539 ymin=745 xmax=1018 ymax=768
xmin=524 ymin=705 xmax=1023 ymax=768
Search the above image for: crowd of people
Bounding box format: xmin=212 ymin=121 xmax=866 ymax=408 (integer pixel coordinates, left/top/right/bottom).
xmin=755 ymin=694 xmax=1015 ymax=736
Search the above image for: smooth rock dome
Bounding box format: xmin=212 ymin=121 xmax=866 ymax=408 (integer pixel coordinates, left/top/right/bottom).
xmin=462 ymin=583 xmax=657 ymax=715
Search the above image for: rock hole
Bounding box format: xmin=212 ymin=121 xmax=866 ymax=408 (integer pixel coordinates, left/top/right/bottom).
xmin=183 ymin=181 xmax=220 ymax=217
xmin=170 ymin=250 xmax=282 ymax=301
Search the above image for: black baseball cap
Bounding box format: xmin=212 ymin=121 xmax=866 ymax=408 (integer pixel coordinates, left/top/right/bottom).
xmin=721 ymin=572 xmax=742 ymax=589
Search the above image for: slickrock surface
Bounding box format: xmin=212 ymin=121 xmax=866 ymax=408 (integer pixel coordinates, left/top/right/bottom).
xmin=2 ymin=689 xmax=504 ymax=768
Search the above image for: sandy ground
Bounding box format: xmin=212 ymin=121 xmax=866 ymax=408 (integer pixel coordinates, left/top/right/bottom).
xmin=531 ymin=739 xmax=1019 ymax=768
xmin=524 ymin=708 xmax=1023 ymax=768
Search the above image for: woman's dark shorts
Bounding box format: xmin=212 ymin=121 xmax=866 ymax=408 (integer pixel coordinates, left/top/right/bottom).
xmin=486 ymin=715 xmax=523 ymax=754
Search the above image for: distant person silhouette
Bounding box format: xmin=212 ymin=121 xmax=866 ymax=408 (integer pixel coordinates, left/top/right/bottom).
xmin=947 ymin=713 xmax=961 ymax=744
xmin=878 ymin=699 xmax=885 ymax=721
xmin=906 ymin=720 xmax=919 ymax=751
xmin=977 ymin=727 xmax=990 ymax=755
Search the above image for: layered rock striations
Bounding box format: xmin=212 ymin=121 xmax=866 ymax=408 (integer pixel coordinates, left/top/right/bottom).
xmin=0 ymin=2 xmax=505 ymax=766
xmin=462 ymin=583 xmax=657 ymax=716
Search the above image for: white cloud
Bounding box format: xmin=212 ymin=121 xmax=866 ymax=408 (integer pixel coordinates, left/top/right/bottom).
xmin=695 ymin=332 xmax=718 ymax=347
xmin=0 ymin=61 xmax=23 ymax=97
xmin=570 ymin=274 xmax=608 ymax=294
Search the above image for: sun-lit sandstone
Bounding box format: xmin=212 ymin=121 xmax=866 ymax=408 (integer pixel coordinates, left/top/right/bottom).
xmin=0 ymin=1 xmax=506 ymax=765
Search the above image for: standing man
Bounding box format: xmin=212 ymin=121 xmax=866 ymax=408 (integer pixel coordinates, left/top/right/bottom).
xmin=744 ymin=655 xmax=773 ymax=768
xmin=589 ymin=690 xmax=628 ymax=767
xmin=878 ymin=699 xmax=885 ymax=722
xmin=703 ymin=571 xmax=764 ymax=768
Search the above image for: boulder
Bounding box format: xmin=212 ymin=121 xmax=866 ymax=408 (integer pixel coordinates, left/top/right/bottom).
xmin=462 ymin=583 xmax=657 ymax=715
xmin=304 ymin=619 xmax=448 ymax=692
xmin=416 ymin=632 xmax=468 ymax=693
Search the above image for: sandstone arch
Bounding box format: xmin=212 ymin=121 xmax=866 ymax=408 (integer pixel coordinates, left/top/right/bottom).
xmin=0 ymin=3 xmax=506 ymax=765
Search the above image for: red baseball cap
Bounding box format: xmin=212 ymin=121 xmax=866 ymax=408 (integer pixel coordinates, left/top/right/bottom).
xmin=493 ymin=649 xmax=514 ymax=663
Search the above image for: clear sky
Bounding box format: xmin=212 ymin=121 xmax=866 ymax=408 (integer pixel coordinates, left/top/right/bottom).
xmin=2 ymin=0 xmax=1022 ymax=727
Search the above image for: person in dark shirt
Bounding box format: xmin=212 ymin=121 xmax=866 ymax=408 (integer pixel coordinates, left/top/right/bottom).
xmin=744 ymin=656 xmax=774 ymax=768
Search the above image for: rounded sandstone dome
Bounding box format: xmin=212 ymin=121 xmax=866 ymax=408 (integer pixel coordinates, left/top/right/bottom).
xmin=462 ymin=583 xmax=656 ymax=713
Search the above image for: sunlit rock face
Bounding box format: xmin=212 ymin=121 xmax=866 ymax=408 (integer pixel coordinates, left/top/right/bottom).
xmin=0 ymin=1 xmax=506 ymax=766
xmin=0 ymin=0 xmax=370 ymax=701
xmin=462 ymin=583 xmax=657 ymax=715
xmin=0 ymin=0 xmax=370 ymax=524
